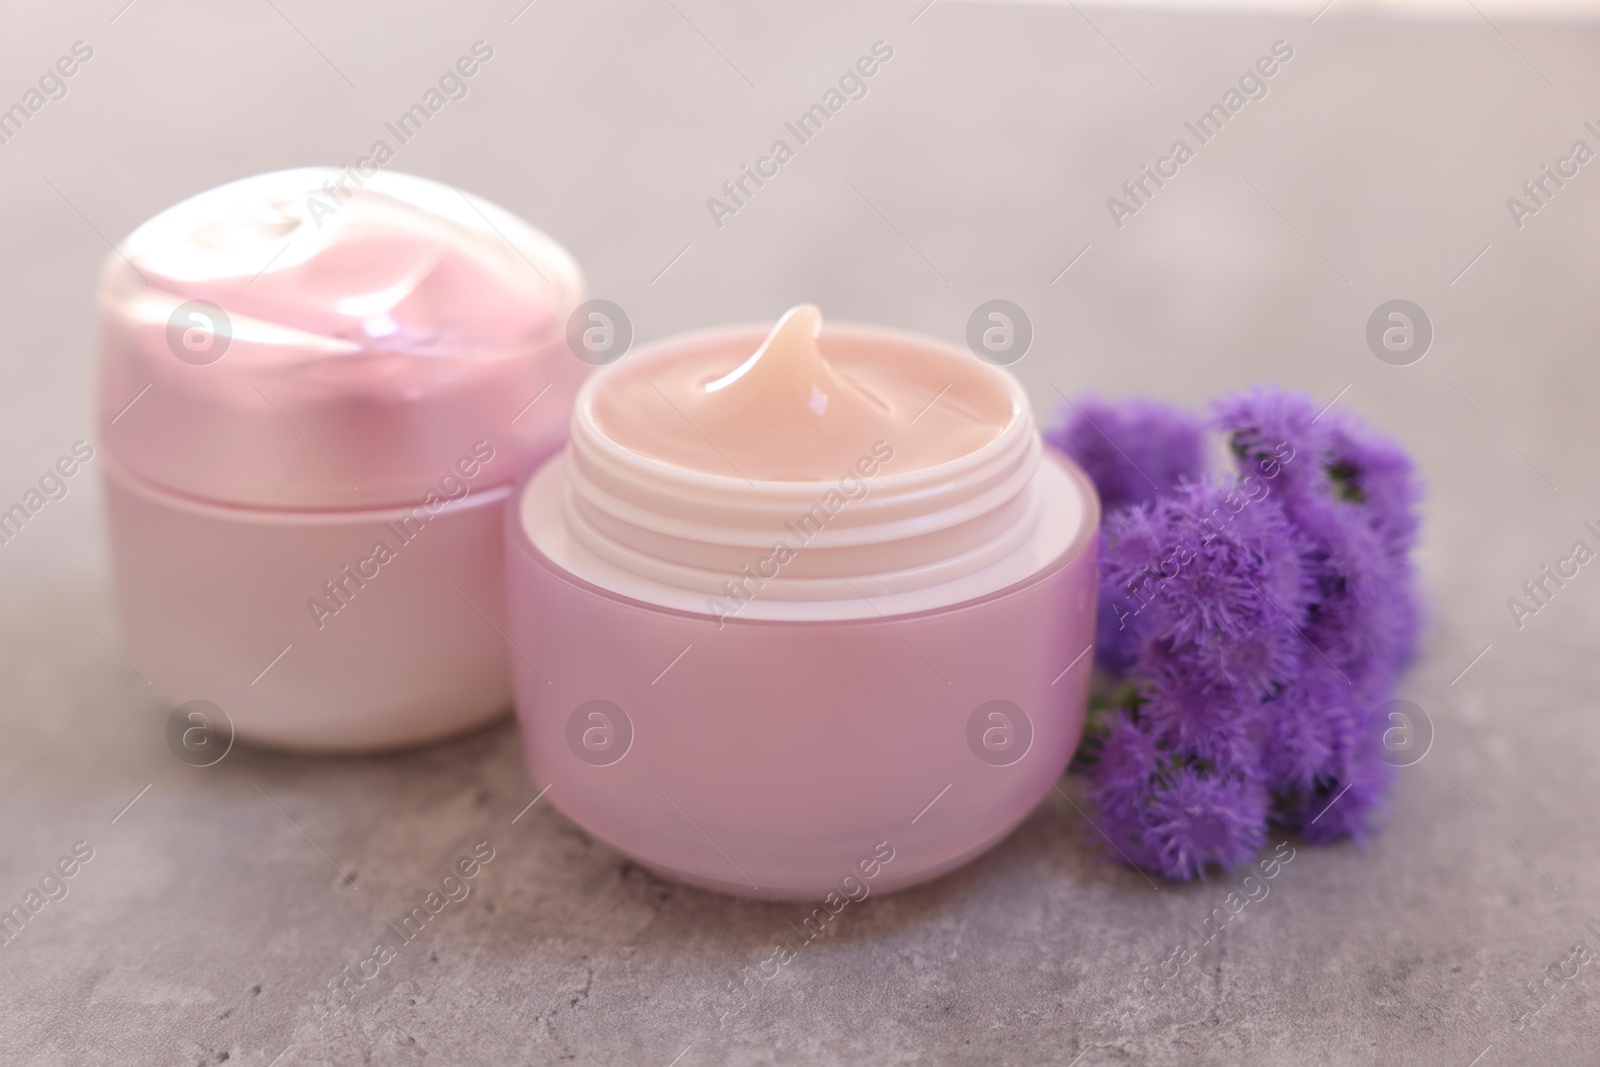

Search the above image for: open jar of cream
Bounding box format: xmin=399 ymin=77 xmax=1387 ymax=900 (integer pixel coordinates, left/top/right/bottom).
xmin=507 ymin=305 xmax=1099 ymax=898
xmin=99 ymin=168 xmax=584 ymax=750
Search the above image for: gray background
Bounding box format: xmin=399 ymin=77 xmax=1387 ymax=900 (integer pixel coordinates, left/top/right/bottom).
xmin=2 ymin=0 xmax=1598 ymax=1064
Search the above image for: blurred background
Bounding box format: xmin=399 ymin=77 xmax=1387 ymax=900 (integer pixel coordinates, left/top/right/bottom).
xmin=3 ymin=1 xmax=1599 ymax=1064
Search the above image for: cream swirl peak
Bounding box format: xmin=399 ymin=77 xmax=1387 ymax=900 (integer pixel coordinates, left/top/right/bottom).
xmin=591 ymin=304 xmax=1010 ymax=481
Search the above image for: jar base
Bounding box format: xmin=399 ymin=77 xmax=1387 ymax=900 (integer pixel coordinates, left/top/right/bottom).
xmin=632 ymin=807 xmax=1033 ymax=901
xmin=107 ymin=459 xmax=518 ymax=752
xmin=507 ymin=449 xmax=1101 ymax=898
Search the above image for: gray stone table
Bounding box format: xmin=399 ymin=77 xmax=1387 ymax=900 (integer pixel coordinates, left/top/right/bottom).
xmin=2 ymin=1 xmax=1598 ymax=1063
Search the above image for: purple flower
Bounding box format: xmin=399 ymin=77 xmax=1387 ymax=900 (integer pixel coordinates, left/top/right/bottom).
xmin=1295 ymin=503 xmax=1414 ymax=683
xmin=1102 ymin=478 xmax=1314 ymax=695
xmin=1271 ymin=688 xmax=1395 ymax=844
xmin=1094 ymin=503 xmax=1170 ymax=674
xmin=1091 ymin=713 xmax=1269 ymax=881
xmin=1052 ymin=386 xmax=1423 ymax=880
xmin=1322 ymin=407 xmax=1424 ymax=560
xmin=1259 ymin=656 xmax=1348 ymax=797
xmin=1212 ymin=387 xmax=1331 ymax=516
xmin=1137 ymin=656 xmax=1263 ymax=768
xmin=1047 ymin=397 xmax=1205 ymax=514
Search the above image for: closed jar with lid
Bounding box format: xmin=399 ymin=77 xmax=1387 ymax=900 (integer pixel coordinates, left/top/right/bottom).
xmin=99 ymin=168 xmax=585 ymax=750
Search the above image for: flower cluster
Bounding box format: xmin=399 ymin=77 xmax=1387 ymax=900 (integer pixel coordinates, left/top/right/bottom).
xmin=1046 ymin=388 xmax=1423 ymax=881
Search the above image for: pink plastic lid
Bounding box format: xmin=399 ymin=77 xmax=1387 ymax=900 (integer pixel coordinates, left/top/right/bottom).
xmin=98 ymin=168 xmax=586 ymax=509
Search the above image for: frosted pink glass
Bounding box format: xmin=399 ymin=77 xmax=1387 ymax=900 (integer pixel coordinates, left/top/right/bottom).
xmin=506 ymin=452 xmax=1100 ymax=899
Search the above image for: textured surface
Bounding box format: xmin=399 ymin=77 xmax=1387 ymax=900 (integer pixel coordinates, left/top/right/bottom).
xmin=2 ymin=2 xmax=1599 ymax=1064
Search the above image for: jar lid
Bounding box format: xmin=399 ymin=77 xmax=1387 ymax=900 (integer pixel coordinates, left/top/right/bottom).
xmin=98 ymin=167 xmax=586 ymax=509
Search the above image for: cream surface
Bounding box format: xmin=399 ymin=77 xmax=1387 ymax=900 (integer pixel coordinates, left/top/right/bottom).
xmin=591 ymin=305 xmax=1010 ymax=481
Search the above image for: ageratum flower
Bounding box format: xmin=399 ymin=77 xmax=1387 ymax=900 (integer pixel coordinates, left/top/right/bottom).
xmin=1091 ymin=712 xmax=1269 ymax=882
xmin=1321 ymin=407 xmax=1425 ymax=560
xmin=1055 ymin=387 xmax=1422 ymax=881
xmin=1101 ymin=478 xmax=1314 ymax=698
xmin=1270 ymin=684 xmax=1396 ymax=845
xmin=1292 ymin=502 xmax=1413 ymax=683
xmin=1211 ymin=386 xmax=1330 ymax=516
xmin=1048 ymin=398 xmax=1209 ymax=679
xmin=1046 ymin=396 xmax=1206 ymax=514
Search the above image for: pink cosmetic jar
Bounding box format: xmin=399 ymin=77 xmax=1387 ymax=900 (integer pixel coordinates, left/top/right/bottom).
xmin=99 ymin=168 xmax=585 ymax=751
xmin=506 ymin=317 xmax=1100 ymax=898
